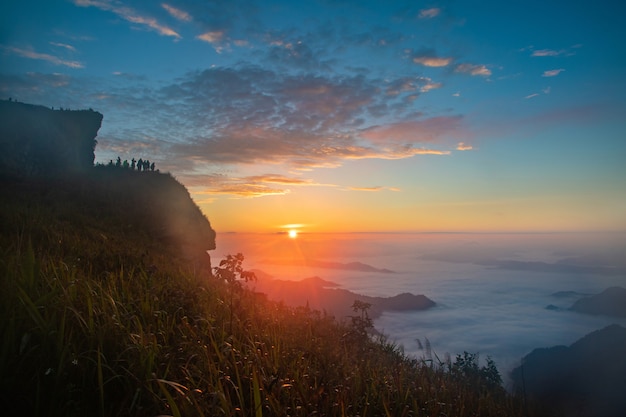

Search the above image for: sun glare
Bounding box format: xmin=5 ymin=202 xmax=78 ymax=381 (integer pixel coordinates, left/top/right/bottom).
xmin=288 ymin=229 xmax=298 ymax=239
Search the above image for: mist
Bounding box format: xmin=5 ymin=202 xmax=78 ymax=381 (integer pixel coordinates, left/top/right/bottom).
xmin=212 ymin=231 xmax=626 ymax=387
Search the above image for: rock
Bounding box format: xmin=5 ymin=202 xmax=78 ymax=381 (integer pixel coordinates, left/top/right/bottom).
xmin=0 ymin=100 xmax=103 ymax=177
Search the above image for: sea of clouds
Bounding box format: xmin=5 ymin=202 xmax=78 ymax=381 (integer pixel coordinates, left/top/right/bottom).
xmin=213 ymin=232 xmax=626 ymax=388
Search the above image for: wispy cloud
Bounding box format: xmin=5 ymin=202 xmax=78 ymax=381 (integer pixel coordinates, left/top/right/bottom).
xmin=193 ymin=173 xmax=335 ymax=198
xmin=1 ymin=45 xmax=83 ymax=68
xmin=455 ymin=63 xmax=491 ymax=77
xmin=528 ymin=44 xmax=581 ymax=57
xmin=542 ymin=69 xmax=565 ymax=77
xmin=359 ymin=116 xmax=464 ymax=146
xmin=412 ymin=56 xmax=452 ymax=67
xmin=73 ymin=0 xmax=181 ymax=39
xmin=456 ymin=142 xmax=473 ymax=151
xmin=197 ymin=31 xmax=224 ymax=44
xmin=49 ymin=42 xmax=77 ymax=52
xmin=162 ymin=3 xmax=191 ymax=21
xmin=418 ymin=8 xmax=441 ymax=19
xmin=532 ymin=49 xmax=563 ymax=57
xmin=349 ymin=186 xmax=401 ymax=192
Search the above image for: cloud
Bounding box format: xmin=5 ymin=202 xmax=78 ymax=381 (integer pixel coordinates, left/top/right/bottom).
xmin=192 ymin=173 xmax=335 ymax=198
xmin=49 ymin=42 xmax=77 ymax=52
xmin=413 ymin=56 xmax=453 ymax=67
xmin=73 ymin=0 xmax=181 ymax=39
xmin=529 ymin=45 xmax=581 ymax=57
xmin=454 ymin=63 xmax=491 ymax=77
xmin=456 ymin=142 xmax=473 ymax=151
xmin=418 ymin=8 xmax=441 ymax=19
xmin=384 ymin=77 xmax=442 ymax=96
xmin=197 ymin=31 xmax=225 ymax=44
xmin=349 ymin=186 xmax=401 ymax=192
xmin=1 ymin=45 xmax=83 ymax=68
xmin=162 ymin=3 xmax=192 ymax=21
xmin=525 ymin=93 xmax=539 ymax=99
xmin=542 ymin=69 xmax=565 ymax=77
xmin=360 ymin=116 xmax=464 ymax=145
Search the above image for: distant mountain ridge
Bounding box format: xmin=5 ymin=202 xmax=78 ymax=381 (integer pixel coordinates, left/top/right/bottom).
xmin=249 ymin=270 xmax=435 ymax=320
xmin=569 ymin=286 xmax=626 ymax=317
xmin=262 ymin=258 xmax=396 ymax=273
xmin=511 ymin=324 xmax=626 ymax=417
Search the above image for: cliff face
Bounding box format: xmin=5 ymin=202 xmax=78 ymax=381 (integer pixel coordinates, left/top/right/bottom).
xmin=0 ymin=99 xmax=216 ymax=271
xmin=89 ymin=167 xmax=217 ymax=267
xmin=0 ymin=100 xmax=103 ymax=177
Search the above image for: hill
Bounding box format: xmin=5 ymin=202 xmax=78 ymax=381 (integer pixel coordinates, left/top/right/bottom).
xmin=250 ymin=273 xmax=435 ymax=320
xmin=510 ymin=324 xmax=626 ymax=417
xmin=0 ymin=100 xmax=536 ymax=416
xmin=569 ymin=286 xmax=626 ymax=317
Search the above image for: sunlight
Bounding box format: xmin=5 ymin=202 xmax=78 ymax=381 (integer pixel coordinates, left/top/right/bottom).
xmin=288 ymin=229 xmax=298 ymax=239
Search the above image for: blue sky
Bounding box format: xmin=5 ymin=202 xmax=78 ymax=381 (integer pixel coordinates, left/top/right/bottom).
xmin=2 ymin=0 xmax=625 ymax=232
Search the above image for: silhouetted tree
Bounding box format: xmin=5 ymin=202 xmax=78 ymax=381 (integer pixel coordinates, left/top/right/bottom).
xmin=150 ymin=162 xmax=155 ymax=171
xmin=131 ymin=158 xmax=136 ymax=170
xmin=115 ymin=157 xmax=121 ymax=167
xmin=137 ymin=158 xmax=143 ymax=171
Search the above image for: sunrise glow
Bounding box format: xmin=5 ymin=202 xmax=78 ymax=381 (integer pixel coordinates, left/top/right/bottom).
xmin=2 ymin=1 xmax=625 ymax=234
xmin=288 ymin=229 xmax=298 ymax=239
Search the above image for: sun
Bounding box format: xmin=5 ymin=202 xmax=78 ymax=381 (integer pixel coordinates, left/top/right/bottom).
xmin=288 ymin=229 xmax=298 ymax=239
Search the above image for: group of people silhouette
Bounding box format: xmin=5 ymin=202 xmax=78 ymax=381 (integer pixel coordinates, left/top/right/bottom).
xmin=107 ymin=156 xmax=156 ymax=172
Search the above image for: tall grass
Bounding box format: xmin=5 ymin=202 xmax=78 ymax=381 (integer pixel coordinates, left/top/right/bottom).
xmin=0 ymin=175 xmax=541 ymax=416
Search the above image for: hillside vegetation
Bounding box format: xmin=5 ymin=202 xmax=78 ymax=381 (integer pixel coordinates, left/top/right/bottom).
xmin=0 ymin=168 xmax=543 ymax=417
xmin=0 ymin=100 xmax=541 ymax=416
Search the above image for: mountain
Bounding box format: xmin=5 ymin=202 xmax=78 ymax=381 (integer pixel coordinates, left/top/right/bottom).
xmin=569 ymin=286 xmax=626 ymax=317
xmin=249 ymin=272 xmax=435 ymax=320
xmin=510 ymin=324 xmax=626 ymax=417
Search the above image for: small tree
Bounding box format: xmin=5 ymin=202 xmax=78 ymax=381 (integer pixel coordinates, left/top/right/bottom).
xmin=213 ymin=253 xmax=256 ymax=334
xmin=349 ymin=299 xmax=373 ymax=338
xmin=451 ymin=351 xmax=503 ymax=391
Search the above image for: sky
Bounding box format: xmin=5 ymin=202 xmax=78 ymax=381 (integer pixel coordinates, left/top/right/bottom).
xmin=2 ymin=0 xmax=625 ymax=233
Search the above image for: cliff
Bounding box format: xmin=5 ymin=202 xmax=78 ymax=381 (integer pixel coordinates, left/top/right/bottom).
xmin=0 ymin=100 xmax=215 ymax=271
xmin=0 ymin=99 xmax=102 ymax=177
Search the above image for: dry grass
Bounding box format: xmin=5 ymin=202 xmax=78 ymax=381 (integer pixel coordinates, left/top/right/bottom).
xmin=0 ymin=173 xmax=540 ymax=416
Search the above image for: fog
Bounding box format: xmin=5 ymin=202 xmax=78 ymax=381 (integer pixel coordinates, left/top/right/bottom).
xmin=212 ymin=232 xmax=626 ymax=387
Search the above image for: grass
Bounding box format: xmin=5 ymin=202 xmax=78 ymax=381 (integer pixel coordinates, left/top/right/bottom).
xmin=0 ymin=171 xmax=544 ymax=416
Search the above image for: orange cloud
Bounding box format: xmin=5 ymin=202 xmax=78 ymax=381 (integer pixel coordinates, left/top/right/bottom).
xmin=162 ymin=3 xmax=192 ymax=21
xmin=413 ymin=56 xmax=452 ymax=67
xmin=74 ymin=0 xmax=181 ymax=39
xmin=197 ymin=31 xmax=224 ymax=44
xmin=2 ymin=46 xmax=83 ymax=68
xmin=456 ymin=142 xmax=473 ymax=151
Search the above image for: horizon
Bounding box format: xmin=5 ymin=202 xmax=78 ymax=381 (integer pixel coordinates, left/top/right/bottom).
xmin=2 ymin=1 xmax=626 ymax=233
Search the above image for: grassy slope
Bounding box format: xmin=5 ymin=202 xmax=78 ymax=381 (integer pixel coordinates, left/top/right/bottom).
xmin=0 ymin=169 xmax=539 ymax=417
